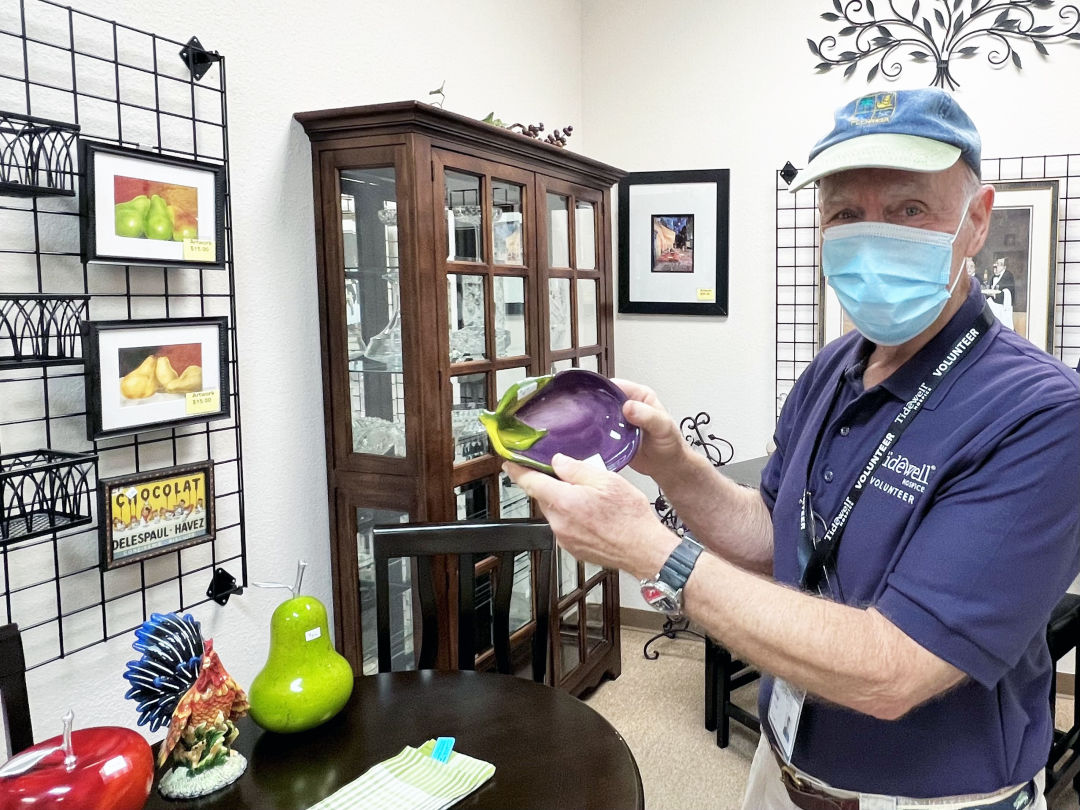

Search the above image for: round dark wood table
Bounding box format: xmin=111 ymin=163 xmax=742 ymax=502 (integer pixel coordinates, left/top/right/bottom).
xmin=144 ymin=670 xmax=644 ymax=809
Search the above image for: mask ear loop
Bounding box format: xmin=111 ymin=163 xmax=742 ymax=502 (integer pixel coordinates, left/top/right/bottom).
xmin=947 ymin=194 xmax=975 ymax=294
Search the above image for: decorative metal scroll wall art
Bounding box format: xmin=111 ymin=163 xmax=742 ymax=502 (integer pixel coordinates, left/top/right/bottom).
xmin=0 ymin=0 xmax=246 ymax=670
xmin=809 ymin=0 xmax=1080 ymax=88
xmin=644 ymin=413 xmax=734 ymax=660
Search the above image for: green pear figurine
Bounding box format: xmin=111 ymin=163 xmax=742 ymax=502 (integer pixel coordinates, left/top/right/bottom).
xmin=248 ymin=561 xmax=354 ymax=733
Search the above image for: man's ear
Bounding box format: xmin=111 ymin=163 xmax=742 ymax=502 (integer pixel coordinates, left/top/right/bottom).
xmin=964 ymin=183 xmax=995 ymax=257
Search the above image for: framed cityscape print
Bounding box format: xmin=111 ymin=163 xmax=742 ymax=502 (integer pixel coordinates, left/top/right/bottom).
xmin=82 ymin=316 xmax=230 ymax=439
xmin=618 ymin=169 xmax=730 ymax=315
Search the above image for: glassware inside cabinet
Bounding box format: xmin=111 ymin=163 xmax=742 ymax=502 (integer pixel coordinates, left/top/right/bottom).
xmin=340 ymin=167 xmax=407 ymax=458
xmin=492 ymin=181 xmax=524 ymax=265
xmin=448 ymin=274 xmax=488 ymax=363
xmin=575 ymin=201 xmax=596 ymax=270
xmin=499 ymin=469 xmax=530 ymax=518
xmin=455 ymin=479 xmax=489 ymax=520
xmin=576 ymin=278 xmax=598 ymax=347
xmin=585 ymin=583 xmax=605 ymax=652
xmin=446 ymin=171 xmax=484 ymax=263
xmin=494 ymin=276 xmax=525 ymax=358
xmin=451 ymin=372 xmax=489 ymax=463
xmin=547 ymin=193 xmax=570 ymax=268
xmin=356 ymin=506 xmax=411 ymax=675
xmin=549 ymin=277 xmax=571 ymax=351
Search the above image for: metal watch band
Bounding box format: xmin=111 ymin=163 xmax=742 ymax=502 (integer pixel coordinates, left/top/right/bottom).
xmin=659 ymin=536 xmax=704 ymax=590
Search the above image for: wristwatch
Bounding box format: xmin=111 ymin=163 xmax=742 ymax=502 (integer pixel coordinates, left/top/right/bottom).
xmin=640 ymin=536 xmax=705 ymax=616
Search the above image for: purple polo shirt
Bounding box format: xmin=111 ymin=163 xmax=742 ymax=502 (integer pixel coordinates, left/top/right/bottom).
xmin=759 ymin=280 xmax=1080 ymax=795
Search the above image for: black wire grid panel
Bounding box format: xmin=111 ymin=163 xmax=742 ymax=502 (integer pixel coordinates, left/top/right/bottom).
xmin=775 ymin=156 xmax=1080 ymax=419
xmin=0 ymin=0 xmax=246 ymax=669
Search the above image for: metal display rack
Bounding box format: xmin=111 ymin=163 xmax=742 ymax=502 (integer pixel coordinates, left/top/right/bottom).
xmin=0 ymin=0 xmax=246 ymax=669
xmin=775 ymin=155 xmax=1080 ymax=415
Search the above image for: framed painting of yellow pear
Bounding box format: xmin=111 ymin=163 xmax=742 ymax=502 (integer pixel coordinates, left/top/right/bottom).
xmin=98 ymin=461 xmax=216 ymax=570
xmin=82 ymin=317 xmax=231 ymax=439
xmin=79 ymin=140 xmax=226 ymax=268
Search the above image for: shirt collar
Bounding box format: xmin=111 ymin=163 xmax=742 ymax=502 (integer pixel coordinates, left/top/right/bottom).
xmin=845 ymin=276 xmax=990 ymax=401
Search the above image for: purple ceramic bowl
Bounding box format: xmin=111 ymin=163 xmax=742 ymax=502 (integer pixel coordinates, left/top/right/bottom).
xmin=512 ymin=369 xmax=641 ymax=473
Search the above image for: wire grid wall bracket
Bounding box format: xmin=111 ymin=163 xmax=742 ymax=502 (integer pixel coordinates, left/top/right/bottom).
xmin=0 ymin=0 xmax=246 ymax=670
xmin=775 ymin=156 xmax=1080 ymax=420
xmin=774 ymin=166 xmax=820 ymax=420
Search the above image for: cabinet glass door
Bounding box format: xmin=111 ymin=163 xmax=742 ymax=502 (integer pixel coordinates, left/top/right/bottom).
xmin=357 ymin=506 xmax=411 ymax=674
xmin=340 ymin=166 xmax=407 ymax=459
xmin=539 ymin=180 xmax=605 ymax=376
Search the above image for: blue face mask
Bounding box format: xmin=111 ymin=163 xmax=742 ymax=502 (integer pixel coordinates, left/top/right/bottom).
xmin=822 ymin=209 xmax=968 ymax=346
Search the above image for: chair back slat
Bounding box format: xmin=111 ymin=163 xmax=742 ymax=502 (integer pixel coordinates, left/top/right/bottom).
xmin=372 ymin=520 xmax=554 ymax=683
xmin=0 ymin=623 xmax=33 ymax=755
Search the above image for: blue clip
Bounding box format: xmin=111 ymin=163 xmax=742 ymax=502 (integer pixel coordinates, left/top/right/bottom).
xmin=431 ymin=736 xmax=455 ymax=763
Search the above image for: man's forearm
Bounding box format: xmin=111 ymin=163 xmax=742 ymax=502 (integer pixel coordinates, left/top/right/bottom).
xmin=684 ymin=553 xmax=964 ymax=719
xmin=653 ymin=451 xmax=775 ymax=574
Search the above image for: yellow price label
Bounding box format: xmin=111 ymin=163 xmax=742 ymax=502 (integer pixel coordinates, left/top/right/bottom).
xmin=182 ymin=239 xmax=216 ymax=262
xmin=186 ymin=389 xmax=220 ymax=415
xmin=696 ymin=288 xmax=716 ymax=302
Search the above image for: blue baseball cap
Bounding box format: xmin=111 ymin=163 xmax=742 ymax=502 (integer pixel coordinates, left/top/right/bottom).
xmin=790 ymin=88 xmax=981 ymax=191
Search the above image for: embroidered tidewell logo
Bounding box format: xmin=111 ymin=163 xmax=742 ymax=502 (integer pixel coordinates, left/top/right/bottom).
xmin=869 ymin=451 xmax=937 ymax=506
xmin=851 ymin=92 xmax=895 ymax=125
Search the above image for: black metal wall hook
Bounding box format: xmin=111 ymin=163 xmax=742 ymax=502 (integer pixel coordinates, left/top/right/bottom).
xmin=207 ymin=567 xmax=244 ymax=606
xmin=179 ymin=36 xmax=222 ymax=81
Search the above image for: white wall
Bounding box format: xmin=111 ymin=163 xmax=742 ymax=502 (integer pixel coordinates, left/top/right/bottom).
xmin=580 ymin=0 xmax=1080 ymax=608
xmin=6 ymin=0 xmax=584 ymax=757
xmin=9 ymin=0 xmax=1080 ymax=755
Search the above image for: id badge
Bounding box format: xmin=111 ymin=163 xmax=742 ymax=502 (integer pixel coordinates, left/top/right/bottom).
xmin=767 ymin=678 xmax=805 ymax=763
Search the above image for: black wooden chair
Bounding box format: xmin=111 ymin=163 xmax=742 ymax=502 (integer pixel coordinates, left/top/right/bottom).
xmin=705 ymin=637 xmax=761 ymax=747
xmin=1046 ymin=593 xmax=1080 ymax=796
xmin=372 ymin=520 xmax=554 ymax=684
xmin=0 ymin=623 xmax=33 ymax=756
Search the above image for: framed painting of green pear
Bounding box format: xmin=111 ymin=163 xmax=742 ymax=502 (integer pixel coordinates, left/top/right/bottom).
xmin=79 ymin=141 xmax=226 ymax=268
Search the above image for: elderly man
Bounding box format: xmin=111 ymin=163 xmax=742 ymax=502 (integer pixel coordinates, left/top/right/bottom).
xmin=507 ymin=88 xmax=1080 ymax=808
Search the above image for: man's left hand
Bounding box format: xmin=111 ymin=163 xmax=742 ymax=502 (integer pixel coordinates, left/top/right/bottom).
xmin=503 ymin=454 xmax=677 ymax=580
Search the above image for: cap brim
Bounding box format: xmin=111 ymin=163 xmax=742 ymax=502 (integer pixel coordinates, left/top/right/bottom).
xmin=789 ymin=133 xmax=961 ymax=192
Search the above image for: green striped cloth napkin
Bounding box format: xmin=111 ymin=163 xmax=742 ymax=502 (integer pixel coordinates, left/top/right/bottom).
xmin=309 ymin=739 xmax=495 ymax=810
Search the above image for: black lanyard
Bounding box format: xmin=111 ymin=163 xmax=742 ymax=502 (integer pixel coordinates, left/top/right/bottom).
xmin=799 ymin=304 xmax=995 ymax=594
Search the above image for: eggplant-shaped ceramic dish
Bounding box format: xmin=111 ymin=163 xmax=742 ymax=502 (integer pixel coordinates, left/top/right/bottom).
xmin=479 ymin=369 xmax=641 ymax=474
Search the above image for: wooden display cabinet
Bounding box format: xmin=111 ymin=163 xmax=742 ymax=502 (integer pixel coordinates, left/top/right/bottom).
xmin=295 ymin=102 xmax=626 ymax=695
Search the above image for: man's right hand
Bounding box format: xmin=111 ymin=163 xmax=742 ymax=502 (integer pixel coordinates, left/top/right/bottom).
xmin=612 ymin=378 xmax=690 ymax=479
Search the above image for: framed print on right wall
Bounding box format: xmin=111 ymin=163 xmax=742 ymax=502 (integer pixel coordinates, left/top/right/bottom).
xmin=970 ymin=179 xmax=1059 ymax=352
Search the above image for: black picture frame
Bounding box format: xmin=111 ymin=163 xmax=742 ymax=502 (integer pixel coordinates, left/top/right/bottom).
xmin=98 ymin=461 xmax=215 ymax=570
xmin=82 ymin=316 xmax=231 ymax=439
xmin=79 ymin=140 xmax=226 ymax=269
xmin=618 ymin=169 xmax=730 ymax=315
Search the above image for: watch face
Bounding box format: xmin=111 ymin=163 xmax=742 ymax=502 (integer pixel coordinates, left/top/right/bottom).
xmin=641 ymin=581 xmax=681 ymax=615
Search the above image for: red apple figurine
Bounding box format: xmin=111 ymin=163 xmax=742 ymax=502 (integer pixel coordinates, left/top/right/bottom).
xmin=0 ymin=711 xmax=153 ymax=810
